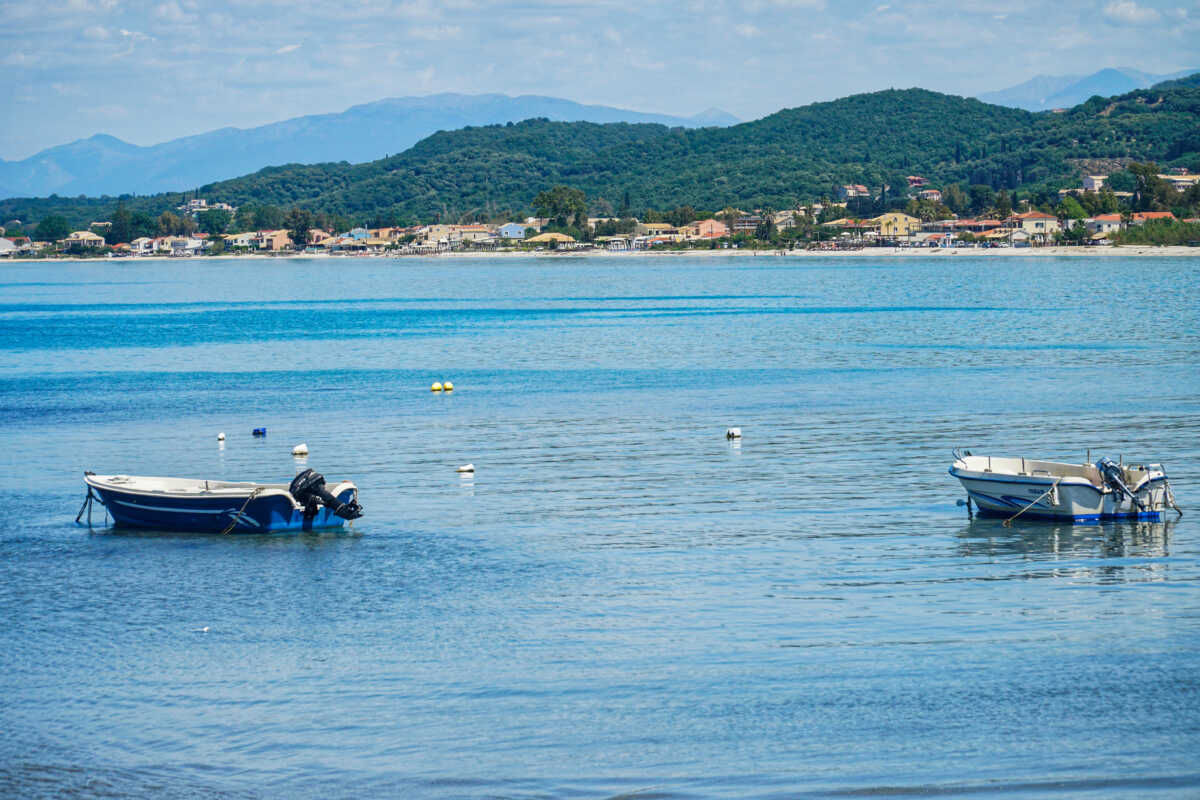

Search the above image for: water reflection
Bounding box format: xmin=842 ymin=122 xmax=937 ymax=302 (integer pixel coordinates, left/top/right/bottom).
xmin=954 ymin=517 xmax=1174 ymax=559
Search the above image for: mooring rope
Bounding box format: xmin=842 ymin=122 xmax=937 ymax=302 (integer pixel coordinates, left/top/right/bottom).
xmin=1004 ymin=478 xmax=1063 ymax=527
xmin=220 ymin=488 xmax=263 ymax=535
xmin=1164 ymin=477 xmax=1183 ymax=517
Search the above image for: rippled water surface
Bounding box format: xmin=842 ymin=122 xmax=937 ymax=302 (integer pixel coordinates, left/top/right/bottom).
xmin=1 ymin=254 xmax=1198 ymax=798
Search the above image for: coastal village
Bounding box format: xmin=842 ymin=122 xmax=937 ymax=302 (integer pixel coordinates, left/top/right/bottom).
xmin=2 ymin=171 xmax=1198 ymax=258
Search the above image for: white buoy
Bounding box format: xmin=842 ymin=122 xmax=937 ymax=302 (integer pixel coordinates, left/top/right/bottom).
xmin=292 ymin=443 xmax=309 ymax=456
xmin=726 ymin=427 xmax=742 ymax=440
xmin=456 ymin=463 xmax=475 ymax=473
xmin=431 ymin=382 xmax=443 ymax=392
xmin=217 ymin=432 xmax=225 ymax=441
xmin=443 ymin=381 xmax=454 ymax=391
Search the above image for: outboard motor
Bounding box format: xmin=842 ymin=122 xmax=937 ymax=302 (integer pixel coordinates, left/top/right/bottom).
xmin=1095 ymin=458 xmax=1143 ymax=510
xmin=289 ymin=469 xmax=363 ymax=520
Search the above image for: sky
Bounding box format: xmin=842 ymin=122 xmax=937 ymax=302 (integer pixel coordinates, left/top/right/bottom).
xmin=2 ymin=0 xmax=1198 ymax=160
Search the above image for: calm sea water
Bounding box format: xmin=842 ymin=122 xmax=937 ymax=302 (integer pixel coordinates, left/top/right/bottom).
xmin=1 ymin=254 xmax=1198 ymax=799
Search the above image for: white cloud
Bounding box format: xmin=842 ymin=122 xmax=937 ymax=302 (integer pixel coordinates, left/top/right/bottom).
xmin=82 ymin=25 xmax=110 ymax=40
xmin=67 ymin=0 xmax=120 ymax=10
xmin=410 ymin=25 xmax=463 ymax=41
xmin=153 ymin=1 xmax=189 ymax=22
xmin=1102 ymin=1 xmax=1161 ymax=24
xmin=735 ymin=23 xmax=761 ymax=37
xmin=275 ymin=43 xmax=301 ymax=54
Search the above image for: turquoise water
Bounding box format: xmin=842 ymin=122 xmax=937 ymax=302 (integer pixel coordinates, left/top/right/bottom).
xmin=1 ymin=255 xmax=1198 ymax=798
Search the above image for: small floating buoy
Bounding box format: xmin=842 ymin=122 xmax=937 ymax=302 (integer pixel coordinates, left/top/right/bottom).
xmin=217 ymin=432 xmax=225 ymax=441
xmin=292 ymin=443 xmax=309 ymax=456
xmin=252 ymin=427 xmax=267 ymax=437
xmin=726 ymin=427 xmax=742 ymax=440
xmin=194 ymin=626 xmax=210 ymax=633
xmin=431 ymin=382 xmax=443 ymax=392
xmin=443 ymin=381 xmax=454 ymax=391
xmin=456 ymin=463 xmax=475 ymax=473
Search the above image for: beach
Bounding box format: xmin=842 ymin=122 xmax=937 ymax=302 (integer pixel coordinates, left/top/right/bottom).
xmin=9 ymin=244 xmax=1200 ymax=263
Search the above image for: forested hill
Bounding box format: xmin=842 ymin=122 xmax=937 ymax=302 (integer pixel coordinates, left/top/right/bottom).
xmin=5 ymin=84 xmax=1199 ymax=228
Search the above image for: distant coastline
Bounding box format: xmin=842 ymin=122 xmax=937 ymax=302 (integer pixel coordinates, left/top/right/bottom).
xmin=7 ymin=245 xmax=1199 ymax=264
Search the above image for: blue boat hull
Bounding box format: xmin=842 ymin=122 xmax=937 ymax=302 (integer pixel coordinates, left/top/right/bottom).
xmin=90 ymin=485 xmax=358 ymax=533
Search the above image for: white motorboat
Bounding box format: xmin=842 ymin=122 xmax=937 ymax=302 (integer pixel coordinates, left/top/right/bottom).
xmin=949 ymin=450 xmax=1179 ymax=522
xmin=79 ymin=468 xmax=362 ymax=533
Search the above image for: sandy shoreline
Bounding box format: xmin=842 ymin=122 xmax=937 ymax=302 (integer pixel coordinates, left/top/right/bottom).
xmin=6 ymin=245 xmax=1199 ymax=263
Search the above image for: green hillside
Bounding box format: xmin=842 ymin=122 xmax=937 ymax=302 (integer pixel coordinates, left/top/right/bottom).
xmin=4 ymin=84 xmax=1199 ymax=229
xmin=1152 ymin=72 xmax=1200 ymax=90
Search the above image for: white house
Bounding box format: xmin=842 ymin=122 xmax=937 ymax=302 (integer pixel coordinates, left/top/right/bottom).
xmin=130 ymin=237 xmax=155 ymax=255
xmin=1084 ymin=214 xmax=1123 ymax=235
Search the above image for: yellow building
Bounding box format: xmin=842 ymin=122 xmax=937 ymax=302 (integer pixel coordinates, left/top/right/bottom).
xmin=871 ymin=212 xmax=922 ymax=238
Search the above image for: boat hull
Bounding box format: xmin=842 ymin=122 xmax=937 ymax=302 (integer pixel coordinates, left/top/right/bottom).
xmin=85 ymin=476 xmax=358 ymax=533
xmin=949 ymin=466 xmax=1168 ymax=523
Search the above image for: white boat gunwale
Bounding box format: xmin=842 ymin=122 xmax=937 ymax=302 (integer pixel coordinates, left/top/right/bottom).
xmin=947 ymin=465 xmax=1164 ymax=495
xmin=83 ymin=473 xmax=355 ymax=511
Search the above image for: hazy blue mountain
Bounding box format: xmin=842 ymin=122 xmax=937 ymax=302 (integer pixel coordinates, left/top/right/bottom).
xmin=975 ymin=74 xmax=1082 ymax=111
xmin=0 ymin=94 xmax=738 ymax=199
xmin=689 ymin=107 xmax=742 ymax=126
xmin=978 ymin=67 xmax=1199 ymax=110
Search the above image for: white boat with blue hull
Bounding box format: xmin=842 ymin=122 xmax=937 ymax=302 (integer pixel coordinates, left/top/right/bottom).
xmin=949 ymin=451 xmax=1179 ymax=523
xmin=81 ymin=469 xmax=362 ymax=533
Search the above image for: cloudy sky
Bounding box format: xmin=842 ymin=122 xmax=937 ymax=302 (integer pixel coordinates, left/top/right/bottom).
xmin=2 ymin=0 xmax=1197 ymax=159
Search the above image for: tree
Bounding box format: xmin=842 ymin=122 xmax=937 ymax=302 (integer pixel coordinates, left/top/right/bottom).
xmin=532 ymin=185 xmax=586 ymax=228
xmin=130 ymin=211 xmax=157 ymax=239
xmin=1059 ymin=195 xmax=1086 ymax=220
xmin=942 ymin=184 xmax=969 ymax=214
xmin=1105 ymin=171 xmax=1136 ymax=193
xmin=34 ymin=215 xmax=70 ymax=241
xmin=905 ymin=197 xmax=952 ymax=222
xmin=995 ymin=189 xmax=1012 ymax=219
xmin=107 ymin=202 xmax=133 ymax=244
xmin=665 ymin=206 xmax=697 ymax=227
xmin=254 ymin=205 xmax=285 ymax=230
xmin=968 ymin=185 xmax=994 ymax=215
xmin=158 ymin=211 xmax=181 ymax=236
xmin=197 ymin=208 xmax=232 ymax=236
xmin=1096 ymin=187 xmax=1120 ymax=214
xmin=235 ymin=206 xmax=259 ymax=232
xmin=286 ymin=208 xmax=313 ymax=248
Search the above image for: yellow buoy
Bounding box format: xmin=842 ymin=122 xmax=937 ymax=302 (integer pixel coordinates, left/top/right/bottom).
xmin=443 ymin=381 xmax=454 ymax=392
xmin=431 ymin=382 xmax=443 ymax=392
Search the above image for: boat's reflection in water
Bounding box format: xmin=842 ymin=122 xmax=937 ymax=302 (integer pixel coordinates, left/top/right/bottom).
xmin=953 ymin=517 xmax=1176 ymax=583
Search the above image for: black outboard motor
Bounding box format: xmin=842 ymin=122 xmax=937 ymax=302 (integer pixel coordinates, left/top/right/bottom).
xmin=289 ymin=469 xmax=363 ymax=520
xmin=1095 ymin=458 xmax=1143 ymax=510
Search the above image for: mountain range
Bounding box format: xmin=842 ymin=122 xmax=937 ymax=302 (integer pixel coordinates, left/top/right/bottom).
xmin=0 ymin=95 xmax=738 ymax=199
xmin=5 ymin=80 xmax=1196 ymax=231
xmin=977 ymin=67 xmax=1200 ymax=111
